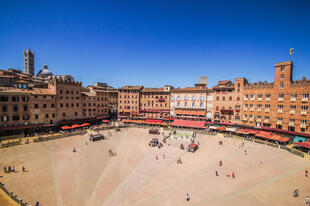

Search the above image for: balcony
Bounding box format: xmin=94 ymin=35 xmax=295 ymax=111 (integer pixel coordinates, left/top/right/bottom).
xmin=264 ymin=119 xmax=269 ymax=123
xmin=302 ymin=98 xmax=308 ymax=103
xmin=278 ymin=98 xmax=283 ymax=102
xmin=278 ymin=109 xmax=283 ymax=113
xmin=250 ymin=108 xmax=254 ymax=112
xmin=300 ymin=124 xmax=307 ymax=129
xmin=266 ymin=98 xmax=270 ymax=102
xmin=290 ymin=98 xmax=296 ymax=102
xmin=277 ymin=121 xmax=282 ymax=125
xmin=265 ymin=109 xmax=270 ymax=113
xmin=290 ymin=110 xmax=295 ymax=114
xmin=257 ymin=108 xmax=262 ymax=112
xmin=244 ymin=98 xmax=248 ymax=101
xmin=250 ymin=98 xmax=255 ymax=101
xmin=289 ymin=122 xmax=295 ymax=127
xmin=249 ymin=117 xmax=254 ymax=121
xmin=243 ymin=117 xmax=247 ymax=121
xmin=256 ymin=119 xmax=261 ymax=122
xmin=301 ymin=111 xmax=307 ymax=116
xmin=258 ymin=98 xmax=262 ymax=102
xmin=243 ymin=108 xmax=247 ymax=111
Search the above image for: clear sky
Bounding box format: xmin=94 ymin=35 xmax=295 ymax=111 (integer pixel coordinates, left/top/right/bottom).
xmin=0 ymin=0 xmax=309 ymax=88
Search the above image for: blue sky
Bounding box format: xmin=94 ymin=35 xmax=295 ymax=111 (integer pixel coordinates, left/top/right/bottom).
xmin=0 ymin=0 xmax=309 ymax=88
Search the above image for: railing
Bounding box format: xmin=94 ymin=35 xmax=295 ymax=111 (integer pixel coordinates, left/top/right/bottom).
xmin=302 ymin=98 xmax=308 ymax=102
xmin=290 ymin=98 xmax=296 ymax=102
xmin=0 ymin=182 xmax=27 ymax=206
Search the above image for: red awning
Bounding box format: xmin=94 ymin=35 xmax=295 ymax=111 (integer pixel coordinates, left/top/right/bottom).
xmin=80 ymin=123 xmax=90 ymax=126
xmin=246 ymin=129 xmax=260 ymax=134
xmin=205 ymin=122 xmax=213 ymax=124
xmin=102 ymin=120 xmax=110 ymax=123
xmin=260 ymin=127 xmax=310 ymax=138
xmin=220 ymin=122 xmax=234 ymax=126
xmin=256 ymin=132 xmax=290 ymax=143
xmin=71 ymin=124 xmax=81 ymax=129
xmin=171 ymin=119 xmax=205 ymax=128
xmin=61 ymin=126 xmax=71 ymax=130
xmin=169 ymin=118 xmax=174 ymax=121
xmin=146 ymin=119 xmax=163 ymax=123
xmin=295 ymin=142 xmax=310 ymax=149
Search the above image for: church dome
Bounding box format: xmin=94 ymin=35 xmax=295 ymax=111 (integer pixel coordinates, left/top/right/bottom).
xmin=37 ymin=65 xmax=53 ymax=77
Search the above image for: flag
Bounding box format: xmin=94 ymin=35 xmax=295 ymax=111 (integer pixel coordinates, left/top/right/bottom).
xmin=290 ymin=48 xmax=294 ymax=55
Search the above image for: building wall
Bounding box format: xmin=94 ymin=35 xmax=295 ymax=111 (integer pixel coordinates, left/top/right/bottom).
xmin=30 ymin=94 xmax=56 ymax=125
xmin=213 ymin=78 xmax=245 ymax=124
xmin=118 ymin=86 xmax=143 ymax=118
xmin=0 ymin=93 xmax=31 ymax=127
xmin=242 ymin=61 xmax=310 ymax=133
xmin=170 ymin=89 xmax=208 ymax=121
xmin=140 ymin=89 xmax=170 ymax=119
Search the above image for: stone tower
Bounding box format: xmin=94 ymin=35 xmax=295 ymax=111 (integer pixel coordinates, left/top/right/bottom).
xmin=24 ymin=48 xmax=34 ymax=76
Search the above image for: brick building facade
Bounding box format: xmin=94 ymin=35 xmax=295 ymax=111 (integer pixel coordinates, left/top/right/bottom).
xmin=242 ymin=61 xmax=310 ymax=133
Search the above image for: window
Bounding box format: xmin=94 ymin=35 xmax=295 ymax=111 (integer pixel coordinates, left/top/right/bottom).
xmin=43 ymin=104 xmax=47 ymax=108
xmin=200 ymin=96 xmax=204 ymax=101
xmin=280 ymin=74 xmax=284 ymax=79
xmin=1 ymin=116 xmax=9 ymax=122
xmin=52 ymin=113 xmax=56 ymax=118
xmin=192 ymin=102 xmax=195 ymax=108
xmin=278 ymin=105 xmax=283 ymax=109
xmin=66 ymin=103 xmax=69 ymax=107
xmin=281 ymin=67 xmax=284 ymax=72
xmin=302 ymin=93 xmax=309 ymax=99
xmin=71 ymin=103 xmax=74 ymax=107
xmin=177 ymin=102 xmax=180 ymax=107
xmin=51 ymin=104 xmax=55 ymax=108
xmin=237 ymin=97 xmax=240 ymax=101
xmin=2 ymin=105 xmax=7 ymax=112
xmin=63 ymin=112 xmax=66 ymax=117
xmin=24 ymin=105 xmax=28 ymax=111
xmin=301 ymin=105 xmax=308 ymax=111
xmin=279 ymin=94 xmax=284 ymax=98
xmin=22 ymin=96 xmax=29 ymax=102
xmin=13 ymin=105 xmax=18 ymax=112
xmin=229 ymin=96 xmax=232 ymax=101
xmin=35 ymin=114 xmax=38 ymax=119
xmin=265 ymin=104 xmax=270 ymax=109
xmin=60 ymin=90 xmax=63 ymax=94
xmin=200 ymin=102 xmax=203 ymax=108
xmin=23 ymin=114 xmax=29 ymax=120
xmin=290 ymin=105 xmax=296 ymax=110
xmin=192 ymin=96 xmax=196 ymax=100
xmin=12 ymin=115 xmax=20 ymax=121
xmin=280 ymin=83 xmax=284 ymax=89
xmin=216 ymin=97 xmax=219 ymax=101
xmin=184 ymin=102 xmax=188 ymax=108
xmin=76 ymin=103 xmax=79 ymax=107
xmin=0 ymin=96 xmax=8 ymax=102
xmin=222 ymin=97 xmax=225 ymax=101
xmin=244 ymin=94 xmax=248 ymax=99
xmin=177 ymin=96 xmax=180 ymax=100
xmin=291 ymin=94 xmax=297 ymax=98
xmin=45 ymin=114 xmax=49 ymax=118
xmin=184 ymin=96 xmax=188 ymax=100
xmin=75 ymin=112 xmax=78 ymax=116
xmin=258 ymin=94 xmax=262 ymax=98
xmin=12 ymin=96 xmax=19 ymax=102
xmin=301 ymin=120 xmax=307 ymax=125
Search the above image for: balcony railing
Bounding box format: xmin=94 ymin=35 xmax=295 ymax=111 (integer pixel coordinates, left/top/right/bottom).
xmin=250 ymin=108 xmax=254 ymax=111
xmin=290 ymin=98 xmax=296 ymax=102
xmin=277 ymin=121 xmax=282 ymax=125
xmin=264 ymin=119 xmax=269 ymax=123
xmin=256 ymin=119 xmax=261 ymax=122
xmin=243 ymin=117 xmax=247 ymax=121
xmin=266 ymin=98 xmax=270 ymax=101
xmin=265 ymin=109 xmax=270 ymax=112
xmin=278 ymin=98 xmax=283 ymax=102
xmin=250 ymin=98 xmax=255 ymax=101
xmin=278 ymin=109 xmax=283 ymax=113
xmin=289 ymin=122 xmax=295 ymax=126
xmin=258 ymin=98 xmax=262 ymax=102
xmin=290 ymin=110 xmax=295 ymax=114
xmin=301 ymin=111 xmax=307 ymax=116
xmin=243 ymin=108 xmax=247 ymax=111
xmin=244 ymin=98 xmax=248 ymax=101
xmin=302 ymin=98 xmax=308 ymax=102
xmin=300 ymin=124 xmax=307 ymax=128
xmin=257 ymin=108 xmax=262 ymax=112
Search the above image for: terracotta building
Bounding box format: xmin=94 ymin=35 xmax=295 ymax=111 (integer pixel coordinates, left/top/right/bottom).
xmin=212 ymin=78 xmax=247 ymax=124
xmin=139 ymin=86 xmax=173 ymax=119
xmin=106 ymin=88 xmax=118 ymax=118
xmin=47 ymin=75 xmax=83 ymax=124
xmin=118 ymin=86 xmax=143 ymax=118
xmin=242 ymin=61 xmax=310 ymax=133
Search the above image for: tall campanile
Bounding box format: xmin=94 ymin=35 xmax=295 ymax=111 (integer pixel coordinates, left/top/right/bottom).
xmin=24 ymin=48 xmax=34 ymax=76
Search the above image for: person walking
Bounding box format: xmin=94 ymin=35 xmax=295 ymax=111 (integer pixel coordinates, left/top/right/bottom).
xmin=305 ymin=170 xmax=308 ymax=177
xmin=219 ymin=160 xmax=223 ymax=166
xmin=306 ymin=196 xmax=310 ymax=205
xmin=232 ymin=172 xmax=235 ymax=178
xmin=215 ymin=170 xmax=218 ymax=176
xmin=186 ymin=193 xmax=190 ymax=201
xmin=244 ymin=150 xmax=247 ymax=155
